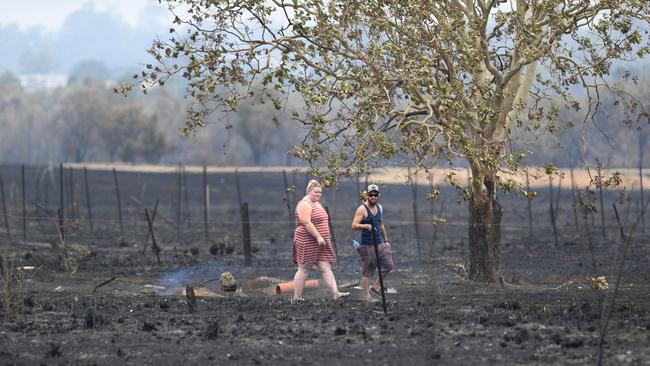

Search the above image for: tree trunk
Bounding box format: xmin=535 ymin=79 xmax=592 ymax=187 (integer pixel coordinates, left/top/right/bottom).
xmin=468 ymin=179 xmax=502 ymax=283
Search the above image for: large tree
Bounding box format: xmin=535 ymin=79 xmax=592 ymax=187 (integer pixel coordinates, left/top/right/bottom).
xmin=130 ymin=0 xmax=650 ymax=282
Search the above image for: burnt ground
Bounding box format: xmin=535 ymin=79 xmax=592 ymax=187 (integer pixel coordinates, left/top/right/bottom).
xmin=0 ymin=167 xmax=649 ymax=365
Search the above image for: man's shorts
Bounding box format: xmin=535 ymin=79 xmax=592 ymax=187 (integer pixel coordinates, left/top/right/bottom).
xmin=359 ymin=242 xmax=394 ymax=278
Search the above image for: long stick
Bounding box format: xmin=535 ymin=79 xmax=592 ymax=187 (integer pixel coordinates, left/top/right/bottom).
xmin=0 ymin=174 xmax=11 ymax=240
xmin=83 ymin=167 xmax=93 ymax=233
xmin=112 ymin=168 xmax=124 ymax=241
xmin=91 ymin=277 xmax=117 ymax=293
xmin=369 ymin=215 xmax=387 ymax=315
xmin=21 ymin=165 xmax=26 ymax=241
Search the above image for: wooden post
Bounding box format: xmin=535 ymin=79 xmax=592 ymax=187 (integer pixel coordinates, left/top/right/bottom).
xmin=409 ymin=168 xmax=422 ymax=259
xmin=364 ymin=174 xmax=369 ymax=194
xmin=21 ymin=165 xmax=26 ymax=241
xmin=282 ymin=170 xmax=294 ymax=239
xmin=185 ymin=285 xmax=196 ymax=313
xmin=554 ymin=172 xmax=562 ymax=222
xmin=57 ymin=207 xmax=65 ymax=243
xmin=235 ymin=168 xmax=243 ymax=232
xmin=112 ymin=168 xmax=124 ymax=241
xmin=291 ymin=170 xmax=298 ymax=211
xmin=526 ymin=170 xmax=533 ymax=237
xmin=203 ymin=165 xmax=209 ymax=243
xmin=44 ymin=168 xmax=50 ymax=209
xmin=59 ymin=163 xmax=65 ymax=241
xmin=598 ymin=168 xmax=606 ymax=239
xmin=83 ymin=167 xmax=93 ymax=233
xmin=68 ymin=167 xmax=76 ymax=220
xmin=639 ymin=133 xmax=646 ymax=233
xmin=182 ymin=164 xmax=191 ymax=225
xmin=144 ymin=208 xmax=161 ymax=264
xmin=324 ymin=206 xmax=338 ymax=257
xmin=432 ymin=200 xmax=445 ymax=257
xmin=549 ymin=174 xmax=559 ymax=246
xmin=176 ymin=163 xmax=182 ymax=242
xmin=0 ymin=174 xmax=11 ymax=240
xmin=143 ymin=200 xmax=159 ymax=254
xmin=355 ymin=175 xmax=361 ymax=204
xmin=240 ymin=202 xmax=252 ymax=267
xmin=570 ymin=166 xmax=580 ymax=232
xmin=429 ymin=171 xmax=435 ymax=255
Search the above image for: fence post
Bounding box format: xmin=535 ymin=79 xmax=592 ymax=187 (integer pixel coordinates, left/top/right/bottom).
xmin=68 ymin=167 xmax=76 ymax=220
xmin=182 ymin=164 xmax=191 ymax=225
xmin=143 ymin=200 xmax=159 ymax=254
xmin=549 ymin=173 xmax=559 ymax=246
xmin=21 ymin=165 xmax=26 ymax=241
xmin=428 ymin=171 xmax=436 ymax=256
xmin=176 ymin=163 xmax=182 ymax=242
xmin=0 ymin=174 xmax=11 ymax=240
xmin=525 ymin=170 xmax=533 ymax=237
xmin=409 ymin=168 xmax=422 ymax=259
xmin=83 ymin=167 xmax=94 ymax=233
xmin=639 ymin=131 xmax=646 ymax=233
xmin=282 ymin=170 xmax=294 ymax=239
xmin=145 ymin=208 xmax=161 ymax=264
xmin=59 ymin=163 xmax=65 ymax=241
xmin=570 ymin=166 xmax=580 ymax=232
xmin=203 ymin=165 xmax=209 ymax=243
xmin=112 ymin=168 xmax=124 ymax=242
xmin=597 ymin=163 xmax=606 ymax=239
xmin=241 ymin=202 xmax=252 ymax=266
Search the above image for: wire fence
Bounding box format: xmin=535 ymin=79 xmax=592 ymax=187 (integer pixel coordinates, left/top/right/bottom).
xmin=0 ymin=164 xmax=647 ymax=266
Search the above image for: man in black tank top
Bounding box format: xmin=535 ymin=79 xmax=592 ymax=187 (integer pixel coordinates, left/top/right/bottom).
xmin=351 ymin=184 xmax=395 ymax=302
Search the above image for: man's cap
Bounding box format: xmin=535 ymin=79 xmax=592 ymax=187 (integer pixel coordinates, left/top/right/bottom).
xmin=367 ymin=184 xmax=380 ymax=193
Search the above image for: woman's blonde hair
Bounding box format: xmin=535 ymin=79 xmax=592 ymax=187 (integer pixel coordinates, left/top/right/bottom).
xmin=306 ymin=179 xmax=322 ymax=194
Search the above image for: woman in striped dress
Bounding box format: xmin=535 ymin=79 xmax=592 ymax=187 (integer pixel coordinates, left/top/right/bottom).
xmin=292 ymin=180 xmax=350 ymax=302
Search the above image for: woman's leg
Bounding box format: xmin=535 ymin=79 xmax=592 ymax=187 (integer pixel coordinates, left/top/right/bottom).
xmin=293 ymin=263 xmax=310 ymax=300
xmin=317 ymin=261 xmax=348 ymax=299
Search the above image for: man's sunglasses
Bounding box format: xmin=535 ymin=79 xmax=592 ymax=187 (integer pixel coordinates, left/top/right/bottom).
xmin=368 ymin=193 xmax=379 ymax=197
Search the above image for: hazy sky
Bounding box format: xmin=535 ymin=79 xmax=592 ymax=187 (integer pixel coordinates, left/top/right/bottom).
xmin=0 ymin=0 xmax=165 ymax=31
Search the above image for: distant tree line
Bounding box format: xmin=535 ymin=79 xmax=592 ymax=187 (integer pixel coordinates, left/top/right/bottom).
xmin=0 ymin=69 xmax=646 ymax=167
xmin=0 ymin=71 xmax=305 ymax=166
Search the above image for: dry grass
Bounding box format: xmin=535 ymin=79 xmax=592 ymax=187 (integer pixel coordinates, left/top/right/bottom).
xmin=0 ymin=254 xmax=25 ymax=317
xmin=64 ymin=163 xmax=648 ymax=189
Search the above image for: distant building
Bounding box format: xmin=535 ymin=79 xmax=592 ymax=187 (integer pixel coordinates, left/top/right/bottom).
xmin=18 ymin=73 xmax=68 ymax=89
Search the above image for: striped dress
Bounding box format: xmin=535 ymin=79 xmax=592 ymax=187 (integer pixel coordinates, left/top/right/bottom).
xmin=292 ymin=200 xmax=336 ymax=264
